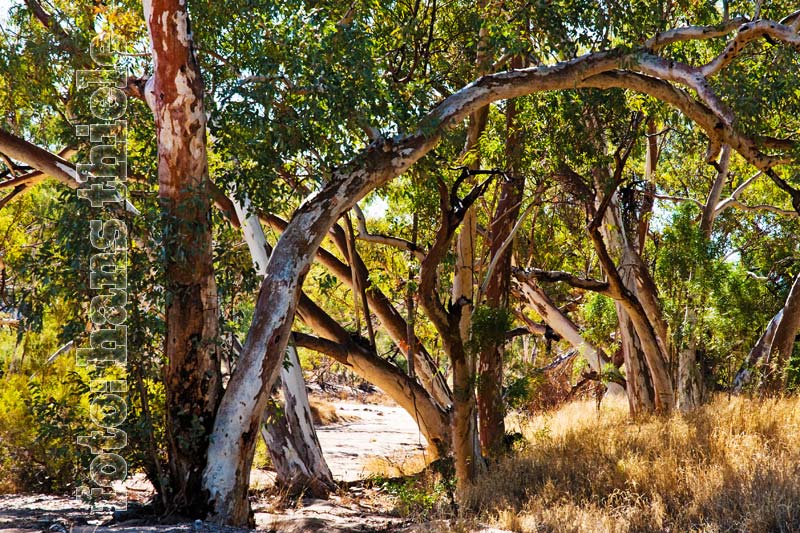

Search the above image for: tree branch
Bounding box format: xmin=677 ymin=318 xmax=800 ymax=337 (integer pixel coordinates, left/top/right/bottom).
xmin=352 ymin=203 xmax=426 ymax=259
xmin=644 ymin=17 xmax=748 ymax=50
xmin=514 ymin=267 xmax=612 ymax=296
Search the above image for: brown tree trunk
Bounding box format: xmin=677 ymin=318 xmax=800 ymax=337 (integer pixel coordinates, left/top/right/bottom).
xmin=420 ymin=178 xmax=492 ymax=500
xmin=764 ymin=274 xmax=800 ymax=391
xmin=478 ymin=77 xmax=524 ymax=457
xmin=452 ymin=345 xmax=482 ymax=486
xmin=143 ymin=0 xmax=222 ymax=514
xmin=447 ymin=2 xmax=492 ymax=486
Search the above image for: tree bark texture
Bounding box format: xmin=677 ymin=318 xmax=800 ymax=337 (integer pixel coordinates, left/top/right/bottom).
xmin=143 ymin=0 xmax=222 ymax=514
xmin=230 ymin=194 xmax=335 ymax=497
xmin=202 ymin=23 xmax=796 ymax=522
xmin=478 ymin=66 xmax=524 ymax=457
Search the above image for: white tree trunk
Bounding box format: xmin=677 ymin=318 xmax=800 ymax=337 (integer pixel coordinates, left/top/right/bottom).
xmin=261 ymin=344 xmax=335 ymax=497
xmin=202 ymin=41 xmax=784 ymax=523
xmin=231 ymin=193 xmax=334 ymax=496
xmin=600 ymin=198 xmax=658 ymax=413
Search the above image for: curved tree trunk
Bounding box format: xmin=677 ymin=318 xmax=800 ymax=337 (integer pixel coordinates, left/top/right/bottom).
xmin=143 ymin=0 xmax=222 ymax=514
xmin=230 ymin=194 xmax=334 ymax=497
xmin=763 ymin=273 xmax=800 ymax=391
xmin=328 ymin=223 xmax=453 ymax=409
xmin=733 ymin=309 xmax=783 ymax=391
xmin=294 ymin=293 xmax=451 ymax=456
xmin=262 ymin=214 xmax=452 ymax=410
xmin=200 ymin=34 xmax=786 ymax=523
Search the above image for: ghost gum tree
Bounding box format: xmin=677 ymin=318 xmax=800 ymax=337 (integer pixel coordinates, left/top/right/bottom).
xmin=2 ymin=0 xmax=800 ymax=527
xmin=203 ymin=15 xmax=800 ymax=525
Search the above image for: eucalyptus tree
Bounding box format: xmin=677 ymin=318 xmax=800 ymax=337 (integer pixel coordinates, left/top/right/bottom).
xmin=2 ymin=0 xmax=800 ymax=527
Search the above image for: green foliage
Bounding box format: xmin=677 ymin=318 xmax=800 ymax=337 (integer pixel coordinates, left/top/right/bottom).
xmin=1 ymin=0 xmax=800 ymax=505
xmin=373 ymin=473 xmax=453 ymax=520
xmin=504 ymin=373 xmax=547 ymax=411
xmin=469 ymin=305 xmax=514 ymax=355
xmin=0 ymin=359 xmax=91 ymax=493
xmin=580 ymin=293 xmax=619 ymax=350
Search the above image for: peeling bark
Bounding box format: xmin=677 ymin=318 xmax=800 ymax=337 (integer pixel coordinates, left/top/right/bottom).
xmin=143 ymin=0 xmax=222 ymax=515
xmin=230 ymin=193 xmax=334 ymax=497
xmin=262 ymin=344 xmax=336 ymax=497
xmin=478 ymin=78 xmax=524 ymax=456
xmin=201 ymin=22 xmax=797 ymax=523
xmin=594 ymin=193 xmax=660 ymax=416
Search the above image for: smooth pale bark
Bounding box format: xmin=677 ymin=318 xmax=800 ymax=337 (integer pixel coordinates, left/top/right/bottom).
xmin=451 ymin=204 xmax=485 ymax=487
xmin=451 ymin=191 xmax=485 ymax=490
xmin=230 ymin=194 xmax=334 ymax=497
xmin=611 ymin=248 xmax=674 ymax=412
xmin=517 ymin=281 xmax=626 ymax=397
xmin=596 ymin=192 xmax=654 ymax=414
xmin=327 ymin=222 xmax=453 ymax=409
xmin=143 ymin=0 xmax=222 ymax=514
xmin=700 ymin=145 xmax=732 ymax=239
xmin=0 ymin=129 xmax=138 ymax=214
xmin=597 ymin=196 xmax=670 ymax=413
xmin=242 ymin=211 xmax=451 ymax=455
xmin=261 ymin=344 xmax=335 ymax=497
xmin=203 ymin=26 xmax=794 ymax=523
xmin=294 ymin=293 xmax=451 ymax=455
xmin=210 ymin=183 xmax=451 ymax=447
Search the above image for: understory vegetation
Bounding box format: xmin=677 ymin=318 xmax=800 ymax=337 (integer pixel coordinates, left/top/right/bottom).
xmin=382 ymin=395 xmax=800 ymax=532
xmin=1 ymin=0 xmax=800 ymax=529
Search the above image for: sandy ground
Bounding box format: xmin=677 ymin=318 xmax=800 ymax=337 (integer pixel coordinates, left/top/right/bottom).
xmin=0 ymin=398 xmax=436 ymax=533
xmin=315 ymin=401 xmax=429 ymax=481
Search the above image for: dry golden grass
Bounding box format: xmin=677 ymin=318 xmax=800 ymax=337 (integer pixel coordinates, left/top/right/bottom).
xmin=465 ymin=394 xmax=800 ymax=533
xmin=363 ymin=451 xmax=430 ymax=478
xmin=309 ymin=398 xmax=359 ymax=426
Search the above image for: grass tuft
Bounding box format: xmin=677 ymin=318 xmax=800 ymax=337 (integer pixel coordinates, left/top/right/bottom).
xmin=464 ymin=394 xmax=800 ymax=532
